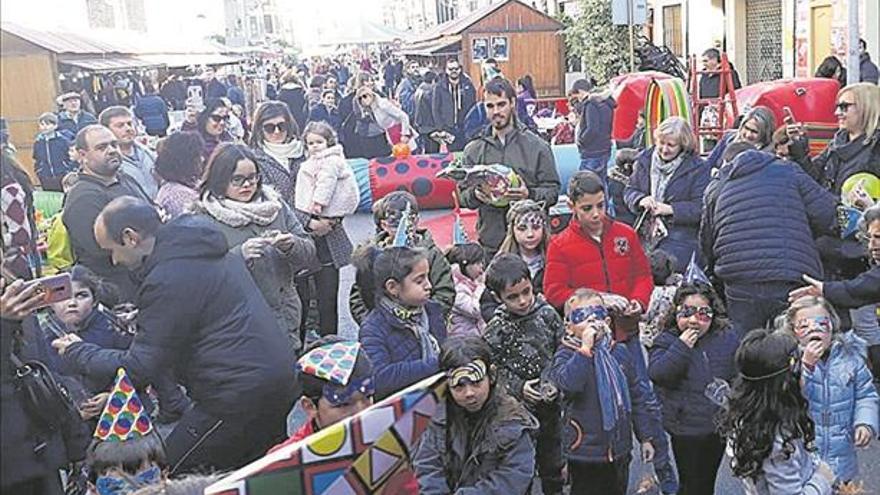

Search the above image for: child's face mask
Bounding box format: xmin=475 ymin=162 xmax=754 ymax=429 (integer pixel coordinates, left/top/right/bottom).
xmin=95 ymin=464 xmax=161 ymax=495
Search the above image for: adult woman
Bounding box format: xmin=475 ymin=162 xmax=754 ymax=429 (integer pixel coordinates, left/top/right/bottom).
xmin=154 ymin=131 xmax=204 ymax=218
xmin=345 ymin=85 xmax=413 ymax=159
xmin=1 ymin=152 xmax=39 ymax=279
xmin=192 ymin=143 xmax=316 ymax=351
xmin=706 ymin=106 xmax=776 ymax=170
xmin=277 ymin=70 xmax=308 ymax=132
xmin=196 ymin=98 xmax=234 ymax=159
xmin=249 ymin=101 xmax=305 ymax=203
xmin=624 ymin=116 xmax=710 ymax=272
xmin=815 ymin=56 xmax=847 ymax=87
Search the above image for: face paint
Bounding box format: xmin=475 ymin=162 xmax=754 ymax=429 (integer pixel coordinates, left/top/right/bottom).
xmin=794 ymin=315 xmax=832 ymax=339
xmin=446 ymin=359 xmax=488 ymax=388
xmin=566 ymin=305 xmax=609 ymax=325
xmin=515 ymin=211 xmax=545 ymax=230
xmin=322 ymin=376 xmax=375 ymax=407
xmin=95 ymin=465 xmax=162 ymax=495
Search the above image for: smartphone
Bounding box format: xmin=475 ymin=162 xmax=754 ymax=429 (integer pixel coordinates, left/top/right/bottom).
xmin=782 ymin=106 xmax=795 ymax=125
xmin=25 ymin=273 xmax=72 ymax=309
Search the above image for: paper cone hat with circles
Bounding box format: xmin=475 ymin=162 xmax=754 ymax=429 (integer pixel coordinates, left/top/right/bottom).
xmin=94 ymin=368 xmax=153 ymax=442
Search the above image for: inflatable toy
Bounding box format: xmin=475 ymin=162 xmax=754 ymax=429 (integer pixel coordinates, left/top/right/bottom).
xmin=644 ymin=78 xmax=691 ymax=147
xmin=609 ymin=71 xmax=673 ymax=141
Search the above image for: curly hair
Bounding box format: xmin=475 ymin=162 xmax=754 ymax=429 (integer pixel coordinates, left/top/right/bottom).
xmin=659 ymin=282 xmax=729 ymax=335
xmin=717 ymin=328 xmax=815 ymax=481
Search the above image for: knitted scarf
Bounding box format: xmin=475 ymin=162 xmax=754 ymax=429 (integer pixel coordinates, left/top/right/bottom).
xmin=378 ymin=295 xmax=439 ymax=362
xmin=650 ymin=151 xmax=685 ymax=202
xmin=263 ymin=139 xmax=303 ymax=171
xmin=593 ymin=335 xmax=632 ymax=432
xmin=200 ymin=186 xmax=282 ymax=228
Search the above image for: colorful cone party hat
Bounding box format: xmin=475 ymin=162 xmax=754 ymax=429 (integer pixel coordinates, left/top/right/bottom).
xmin=452 ymin=214 xmax=469 ymax=245
xmin=94 ymin=368 xmax=153 ymax=442
xmin=297 ymin=341 xmax=361 ymax=387
xmin=391 ymin=203 xmax=414 ymax=248
xmin=838 ymin=206 xmax=862 ymax=239
xmin=683 ymin=253 xmax=711 ymax=286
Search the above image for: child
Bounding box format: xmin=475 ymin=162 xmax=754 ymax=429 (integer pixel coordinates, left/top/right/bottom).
xmin=719 ymin=328 xmax=836 ymax=495
xmin=43 ymin=171 xmax=79 ymax=275
xmin=445 ymin=241 xmax=486 ymax=337
xmin=648 ymin=282 xmax=738 ymax=495
xmin=780 ymin=296 xmax=878 ymax=483
xmin=295 ymin=121 xmax=360 ymax=219
xmin=481 ymin=199 xmax=550 ymax=321
xmin=549 ymin=288 xmax=654 ymax=495
xmin=269 ymin=336 xmax=375 ymax=451
xmin=356 ymin=245 xmax=447 ymax=399
xmin=482 ymin=253 xmax=565 ymax=495
xmin=349 ymin=191 xmax=454 ymax=323
xmin=413 ymin=336 xmax=538 ymax=494
xmin=86 ymin=368 xmax=167 ymax=495
xmin=32 ymin=112 xmax=75 ymax=192
xmin=641 ymin=249 xmax=681 ymax=347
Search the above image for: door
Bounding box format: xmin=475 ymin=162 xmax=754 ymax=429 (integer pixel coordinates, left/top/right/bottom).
xmin=810 ymin=4 xmax=833 ymax=74
xmin=745 ymin=0 xmax=783 ymax=84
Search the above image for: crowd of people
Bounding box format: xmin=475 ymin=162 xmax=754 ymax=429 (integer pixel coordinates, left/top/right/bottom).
xmin=1 ymin=44 xmax=879 ymax=495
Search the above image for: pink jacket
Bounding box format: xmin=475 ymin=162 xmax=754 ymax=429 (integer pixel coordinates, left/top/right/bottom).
xmin=295 ymin=144 xmax=360 ymax=217
xmin=449 ymin=265 xmax=486 ymax=337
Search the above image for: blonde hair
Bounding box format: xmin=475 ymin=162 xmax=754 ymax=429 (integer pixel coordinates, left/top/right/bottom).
xmin=779 ymin=295 xmax=841 ymax=336
xmin=838 ymin=83 xmax=880 ymax=140
xmin=654 ymin=116 xmax=697 ymax=154
xmin=563 ymin=288 xmax=604 ymax=318
xmin=497 ymin=200 xmax=550 ymax=256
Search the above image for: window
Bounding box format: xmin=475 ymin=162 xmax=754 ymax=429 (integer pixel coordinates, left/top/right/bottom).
xmin=663 ymin=4 xmax=683 ymax=57
xmin=264 ymin=15 xmax=274 ymax=34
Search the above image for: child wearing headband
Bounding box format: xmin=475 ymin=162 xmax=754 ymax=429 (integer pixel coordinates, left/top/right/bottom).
xmin=780 ymin=296 xmax=878 ymax=485
xmin=648 ymin=282 xmax=738 ymax=495
xmin=413 ymin=336 xmax=537 ymax=494
xmin=719 ymin=328 xmax=836 ymax=495
xmin=549 ymin=288 xmax=655 ymax=495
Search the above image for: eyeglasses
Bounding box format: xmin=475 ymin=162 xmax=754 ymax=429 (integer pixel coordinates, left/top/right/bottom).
xmin=566 ymin=305 xmax=608 ymax=325
xmin=262 ymin=122 xmax=289 ymax=134
xmin=210 ymin=114 xmax=230 ymax=123
xmin=676 ymin=305 xmax=714 ymax=320
xmin=835 ymin=102 xmax=855 ymax=113
xmin=230 ymin=172 xmax=261 ymax=187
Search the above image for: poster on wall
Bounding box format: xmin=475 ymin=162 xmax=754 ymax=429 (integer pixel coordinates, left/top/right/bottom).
xmin=472 ymin=38 xmax=488 ymax=61
xmin=491 ymin=36 xmax=509 ymax=60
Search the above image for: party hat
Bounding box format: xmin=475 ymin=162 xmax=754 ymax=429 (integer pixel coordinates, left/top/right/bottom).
xmin=683 ymin=253 xmax=711 ymax=286
xmin=391 ymin=202 xmax=414 ymax=248
xmin=94 ymin=368 xmax=153 ymax=442
xmin=452 ymin=214 xmax=470 ymax=245
xmin=297 ymin=341 xmax=361 ymax=387
xmin=838 ymin=206 xmax=862 ymax=239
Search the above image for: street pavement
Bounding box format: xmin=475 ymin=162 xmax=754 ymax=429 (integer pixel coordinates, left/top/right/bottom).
xmin=332 ymin=209 xmax=880 ymax=494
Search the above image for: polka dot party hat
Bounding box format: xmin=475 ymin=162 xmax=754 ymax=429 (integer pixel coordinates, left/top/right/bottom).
xmin=296 ymin=341 xmax=361 ymax=386
xmin=93 ymin=368 xmax=153 ymax=442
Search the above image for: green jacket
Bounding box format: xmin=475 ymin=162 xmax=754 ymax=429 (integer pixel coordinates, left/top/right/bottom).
xmin=459 ymin=125 xmax=560 ymax=250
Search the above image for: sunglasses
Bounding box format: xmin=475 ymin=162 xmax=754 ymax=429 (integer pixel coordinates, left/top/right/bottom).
xmin=210 ymin=114 xmax=230 ymax=123
xmin=230 ymin=172 xmax=261 ymax=187
xmin=835 ymin=102 xmax=855 ymax=113
xmin=676 ymin=305 xmax=714 ymax=320
xmin=566 ymin=305 xmax=608 ymax=325
xmin=262 ymin=122 xmax=289 ymax=134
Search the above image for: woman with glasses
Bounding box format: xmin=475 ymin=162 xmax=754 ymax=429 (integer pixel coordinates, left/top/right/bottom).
xmin=192 ymin=143 xmax=317 ymax=352
xmin=197 ymin=98 xmax=234 ymax=159
xmin=249 ymin=101 xmax=305 ymax=203
xmin=341 ymin=72 xmax=413 ymax=159
xmin=648 ymin=282 xmax=738 ymax=495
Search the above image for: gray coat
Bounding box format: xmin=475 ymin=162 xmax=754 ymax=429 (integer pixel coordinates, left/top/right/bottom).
xmin=739 ymin=437 xmax=833 ymax=495
xmin=293 ymin=209 xmax=353 ymax=269
xmin=194 ymin=202 xmax=316 ymax=351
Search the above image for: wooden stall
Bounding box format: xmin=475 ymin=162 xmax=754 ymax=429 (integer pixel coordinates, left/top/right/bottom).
xmin=403 ymin=0 xmax=565 ymax=97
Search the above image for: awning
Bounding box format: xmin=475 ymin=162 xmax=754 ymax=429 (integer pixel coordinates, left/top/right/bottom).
xmin=401 ymin=35 xmax=461 ymax=57
xmin=139 ymin=53 xmax=245 ymax=68
xmin=57 ymin=55 xmax=162 ymax=72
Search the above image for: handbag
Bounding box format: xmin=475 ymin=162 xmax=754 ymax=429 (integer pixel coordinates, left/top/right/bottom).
xmin=11 ymin=352 xmax=77 ymax=430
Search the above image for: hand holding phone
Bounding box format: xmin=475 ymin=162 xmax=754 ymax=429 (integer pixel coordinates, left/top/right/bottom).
xmin=24 ymin=273 xmax=72 ymax=309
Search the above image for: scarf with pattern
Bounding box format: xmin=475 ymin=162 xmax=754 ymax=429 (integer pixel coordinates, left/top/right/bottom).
xmin=378 ymin=295 xmax=439 ymax=362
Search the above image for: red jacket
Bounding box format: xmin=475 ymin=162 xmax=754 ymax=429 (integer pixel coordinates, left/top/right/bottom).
xmin=544 ymin=218 xmax=653 ymax=311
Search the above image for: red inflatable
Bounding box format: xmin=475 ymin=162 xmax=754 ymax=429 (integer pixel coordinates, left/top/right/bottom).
xmin=369 ymin=154 xmax=458 ymax=209
xmin=609 ymin=71 xmax=674 ymax=141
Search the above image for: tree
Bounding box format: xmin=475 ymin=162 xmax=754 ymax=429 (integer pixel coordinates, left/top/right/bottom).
xmin=561 ymin=0 xmax=641 ymax=85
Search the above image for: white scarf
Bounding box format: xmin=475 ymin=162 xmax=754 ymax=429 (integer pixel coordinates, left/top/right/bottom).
xmin=263 ymin=139 xmax=303 ymax=172
xmin=199 ymin=186 xmax=283 ymax=228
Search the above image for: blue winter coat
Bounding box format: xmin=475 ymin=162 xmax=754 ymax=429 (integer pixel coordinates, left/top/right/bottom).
xmin=134 ymin=95 xmax=170 ymax=135
xmin=700 ymin=150 xmax=838 ymax=284
xmin=57 ymin=110 xmax=97 ymax=136
xmin=32 ymin=132 xmax=74 ymax=179
xmin=648 ymin=326 xmax=738 ymax=436
xmin=549 ymin=338 xmax=654 ymax=463
xmin=802 ymin=332 xmax=879 ymax=481
xmin=308 ymin=103 xmax=342 ymax=132
xmin=823 ymin=265 xmax=880 ymax=308
xmin=577 ymin=95 xmax=616 ymax=159
xmin=624 ymin=149 xmax=710 ymax=272
xmin=359 ymin=300 xmax=447 ymax=399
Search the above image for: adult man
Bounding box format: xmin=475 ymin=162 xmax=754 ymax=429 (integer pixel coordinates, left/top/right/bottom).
xmin=62 ymin=125 xmax=151 ymax=301
xmin=395 ymin=60 xmax=422 ymax=120
xmin=460 ymin=78 xmax=560 ymax=253
xmin=699 ymin=48 xmax=742 ymax=99
xmin=859 ymin=39 xmax=880 ymax=84
xmin=203 ymin=67 xmax=228 ymax=100
xmin=432 ymin=58 xmax=477 ymax=152
xmin=413 ymin=71 xmax=439 ymax=153
xmin=98 ymin=106 xmax=159 ymax=199
xmin=56 ymin=92 xmax=97 ymax=136
xmin=700 ymin=144 xmax=838 ymax=335
xmin=53 ymin=197 xmax=298 ymax=473
xmin=570 ymin=78 xmax=616 ymax=181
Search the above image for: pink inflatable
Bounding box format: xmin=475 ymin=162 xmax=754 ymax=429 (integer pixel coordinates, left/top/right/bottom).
xmin=609 ymin=71 xmax=674 ymax=141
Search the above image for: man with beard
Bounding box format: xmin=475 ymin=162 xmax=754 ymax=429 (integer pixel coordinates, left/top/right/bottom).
xmin=62 ymin=125 xmax=151 ymax=301
xmin=395 ymin=60 xmax=422 ymax=121
xmin=459 ymin=78 xmax=559 ymax=254
xmin=99 ymin=106 xmax=159 ymax=199
xmin=432 ymin=58 xmax=477 ymax=152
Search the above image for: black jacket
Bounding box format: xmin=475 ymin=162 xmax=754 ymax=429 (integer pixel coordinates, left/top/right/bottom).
xmin=278 ymin=84 xmax=308 ymax=132
xmin=432 ymin=74 xmax=477 ymax=133
xmin=823 ymin=265 xmax=880 ymax=308
xmin=413 ymin=82 xmax=437 ymax=136
xmin=698 ymin=64 xmax=742 ymax=99
xmin=576 ymin=95 xmax=616 ymax=158
xmin=62 ymin=216 xmax=298 ymax=416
